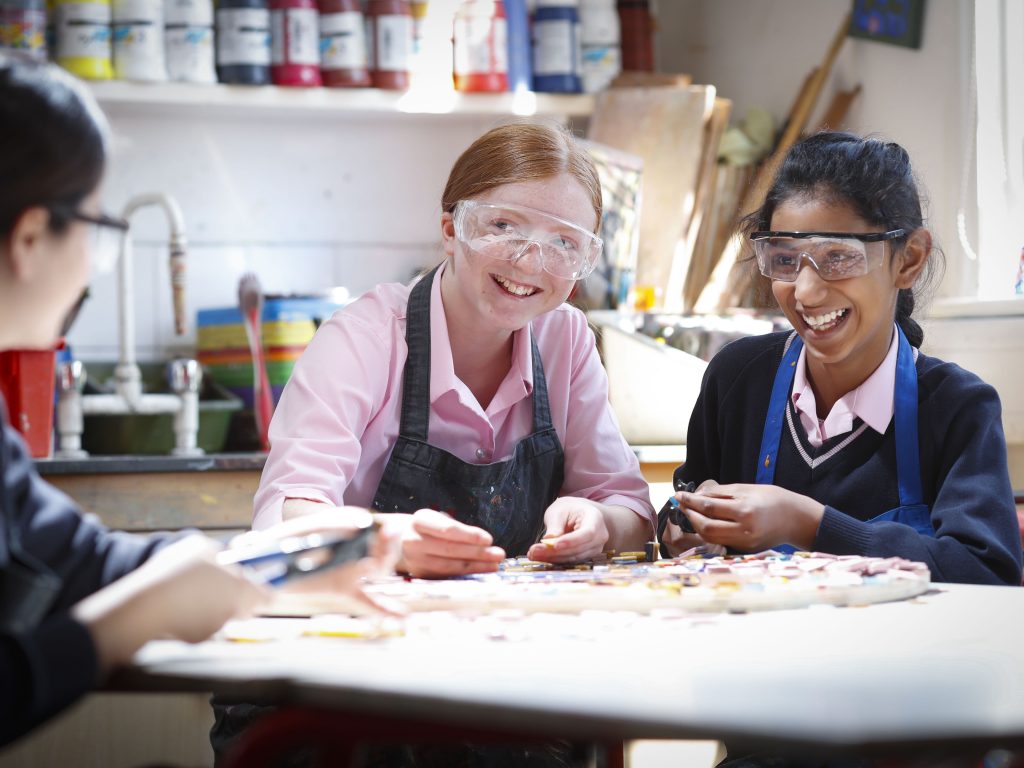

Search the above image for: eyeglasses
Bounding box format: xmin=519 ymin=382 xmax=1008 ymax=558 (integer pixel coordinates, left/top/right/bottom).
xmin=52 ymin=207 xmax=129 ymax=275
xmin=750 ymin=229 xmax=905 ymax=282
xmin=453 ymin=200 xmax=602 ymax=281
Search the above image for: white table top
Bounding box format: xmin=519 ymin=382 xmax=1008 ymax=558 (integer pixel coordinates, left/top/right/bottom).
xmin=112 ymin=582 xmax=1024 ymax=753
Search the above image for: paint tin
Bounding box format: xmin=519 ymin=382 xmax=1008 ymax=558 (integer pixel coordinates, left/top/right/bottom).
xmin=113 ymin=0 xmax=166 ymax=81
xmin=532 ymin=0 xmax=581 ymax=93
xmin=164 ymin=0 xmax=215 ymax=82
xmin=215 ymin=0 xmax=271 ymax=84
xmin=318 ymin=0 xmax=369 ymax=87
xmin=368 ymin=0 xmax=411 ymax=90
xmin=270 ymin=0 xmax=320 ymax=86
xmin=0 ymin=0 xmax=48 ymax=58
xmin=453 ymin=0 xmax=507 ymax=93
xmin=55 ymin=0 xmax=113 ymax=79
xmin=579 ymin=0 xmax=618 ymax=92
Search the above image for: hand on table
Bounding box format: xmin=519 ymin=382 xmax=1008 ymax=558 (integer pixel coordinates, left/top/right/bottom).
xmin=526 ymin=496 xmax=610 ymax=563
xmin=660 ymin=480 xmax=725 ymax=558
xmin=72 ymin=534 xmax=270 ymax=675
xmin=394 ymin=509 xmax=505 ymax=578
xmin=234 ymin=507 xmax=403 ymax=612
xmin=675 ymin=482 xmax=825 ymax=552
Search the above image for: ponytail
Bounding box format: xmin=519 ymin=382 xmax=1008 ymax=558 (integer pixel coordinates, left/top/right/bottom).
xmin=896 ymin=288 xmax=923 ymax=348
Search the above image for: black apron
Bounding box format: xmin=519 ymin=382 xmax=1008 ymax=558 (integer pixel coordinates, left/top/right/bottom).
xmin=211 ymin=268 xmax=583 ymax=767
xmin=371 ymin=265 xmax=565 ymax=557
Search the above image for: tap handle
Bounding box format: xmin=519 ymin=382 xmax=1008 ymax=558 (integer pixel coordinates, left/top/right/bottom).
xmin=57 ymin=360 xmax=87 ymax=393
xmin=170 ymin=242 xmax=187 ymax=336
xmin=168 ymin=358 xmax=202 ymax=394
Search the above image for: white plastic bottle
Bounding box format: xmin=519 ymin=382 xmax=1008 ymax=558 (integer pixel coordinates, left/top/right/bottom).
xmin=112 ymin=0 xmax=166 ymax=80
xmin=164 ymin=0 xmax=215 ymax=82
xmin=578 ymin=0 xmax=618 ymax=93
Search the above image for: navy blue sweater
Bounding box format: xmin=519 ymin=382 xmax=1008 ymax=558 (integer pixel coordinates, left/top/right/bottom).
xmin=677 ymin=331 xmax=1023 ymax=586
xmin=0 ymin=410 xmax=172 ymax=746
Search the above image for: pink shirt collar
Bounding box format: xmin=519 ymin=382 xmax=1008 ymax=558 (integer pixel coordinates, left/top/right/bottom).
xmin=791 ymin=326 xmax=899 ymax=448
xmin=428 ymin=260 xmax=534 ymax=414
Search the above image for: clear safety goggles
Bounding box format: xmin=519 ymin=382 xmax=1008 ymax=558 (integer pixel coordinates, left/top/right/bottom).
xmin=750 ymin=229 xmax=905 ymax=282
xmin=453 ymin=199 xmax=602 ymax=281
xmin=55 ymin=208 xmax=129 ymax=276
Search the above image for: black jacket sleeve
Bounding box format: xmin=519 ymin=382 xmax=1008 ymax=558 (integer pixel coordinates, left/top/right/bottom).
xmin=1 ymin=421 xmax=176 ymax=746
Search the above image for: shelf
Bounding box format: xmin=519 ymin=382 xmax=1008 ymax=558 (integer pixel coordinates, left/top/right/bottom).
xmin=88 ymin=80 xmax=596 ymax=119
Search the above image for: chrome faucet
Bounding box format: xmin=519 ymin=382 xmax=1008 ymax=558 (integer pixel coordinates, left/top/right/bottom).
xmin=56 ymin=193 xmax=203 ymax=458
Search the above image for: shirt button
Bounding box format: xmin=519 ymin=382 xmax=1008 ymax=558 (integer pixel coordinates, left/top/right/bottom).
xmin=475 ymin=448 xmax=490 ymax=461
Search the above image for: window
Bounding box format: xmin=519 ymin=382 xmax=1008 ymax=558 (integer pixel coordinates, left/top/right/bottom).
xmin=971 ymin=0 xmax=1024 ymax=300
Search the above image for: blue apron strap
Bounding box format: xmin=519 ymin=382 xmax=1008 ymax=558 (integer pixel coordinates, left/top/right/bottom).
xmin=892 ymin=326 xmax=924 ymax=507
xmin=755 ymin=333 xmax=802 ymax=486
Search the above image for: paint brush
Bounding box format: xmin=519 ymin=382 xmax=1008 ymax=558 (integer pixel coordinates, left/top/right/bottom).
xmin=238 ymin=272 xmax=273 ymax=451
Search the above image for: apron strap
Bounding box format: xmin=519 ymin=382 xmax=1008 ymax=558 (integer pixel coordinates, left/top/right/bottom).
xmin=529 ymin=330 xmax=555 ymax=433
xmin=397 ymin=266 xmax=439 ymax=443
xmin=754 ymin=332 xmax=802 ymax=486
xmin=893 ymin=326 xmax=924 ymax=507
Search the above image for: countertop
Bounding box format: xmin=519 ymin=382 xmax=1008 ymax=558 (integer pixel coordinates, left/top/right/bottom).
xmin=35 ymin=452 xmax=268 ymax=476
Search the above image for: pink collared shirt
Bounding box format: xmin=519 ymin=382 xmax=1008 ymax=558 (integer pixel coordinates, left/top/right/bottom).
xmin=791 ymin=326 xmax=899 ymax=448
xmin=253 ymin=262 xmax=655 ymax=529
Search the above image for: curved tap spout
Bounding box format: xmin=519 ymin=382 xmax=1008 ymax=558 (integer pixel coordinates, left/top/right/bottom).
xmin=115 ymin=193 xmax=188 ymax=403
xmin=121 ymin=193 xmax=189 ymax=336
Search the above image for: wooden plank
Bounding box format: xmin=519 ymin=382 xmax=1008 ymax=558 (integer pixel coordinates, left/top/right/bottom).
xmin=47 ymin=470 xmax=260 ymax=531
xmin=587 ymin=85 xmax=715 ymax=310
xmin=679 ymin=97 xmax=732 ymax=312
xmin=817 ymin=83 xmax=862 ymax=131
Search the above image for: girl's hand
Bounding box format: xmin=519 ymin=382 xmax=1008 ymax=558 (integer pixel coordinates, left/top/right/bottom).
xmin=72 ymin=535 xmax=269 ymax=675
xmin=395 ymin=509 xmax=505 ymax=578
xmin=678 ymin=483 xmax=825 ymax=552
xmin=527 ymin=497 xmax=610 ymax=563
xmin=236 ymin=508 xmax=404 ymax=613
xmin=661 ymin=480 xmax=723 ymax=557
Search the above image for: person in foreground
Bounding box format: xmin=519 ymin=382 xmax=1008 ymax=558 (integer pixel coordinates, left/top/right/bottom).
xmin=0 ymin=51 xmax=394 ymax=748
xmin=253 ymin=121 xmax=655 ymax=577
xmin=660 ymin=131 xmax=1022 ymax=587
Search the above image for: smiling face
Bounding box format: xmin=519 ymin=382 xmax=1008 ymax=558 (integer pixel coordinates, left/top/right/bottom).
xmin=440 ymin=173 xmax=597 ymax=339
xmin=770 ymin=197 xmax=908 ymax=393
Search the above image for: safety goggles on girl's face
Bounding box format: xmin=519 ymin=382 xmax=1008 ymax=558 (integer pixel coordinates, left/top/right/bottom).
xmin=453 ymin=200 xmax=602 ymax=281
xmin=52 ymin=207 xmax=129 ymax=275
xmin=750 ymin=229 xmax=905 ymax=282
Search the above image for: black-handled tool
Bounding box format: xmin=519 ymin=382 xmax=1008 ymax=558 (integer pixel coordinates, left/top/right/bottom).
xmin=655 ymin=465 xmax=697 ymax=557
xmin=219 ymin=523 xmax=377 ymax=587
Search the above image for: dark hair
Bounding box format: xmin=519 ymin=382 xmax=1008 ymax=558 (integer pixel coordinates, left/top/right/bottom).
xmin=742 ymin=131 xmax=945 ymax=347
xmin=0 ymin=52 xmax=109 ymax=238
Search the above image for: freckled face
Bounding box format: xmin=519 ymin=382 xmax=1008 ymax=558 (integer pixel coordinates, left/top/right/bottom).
xmin=440 ymin=174 xmax=597 ymax=336
xmin=770 ymin=198 xmax=902 ymax=387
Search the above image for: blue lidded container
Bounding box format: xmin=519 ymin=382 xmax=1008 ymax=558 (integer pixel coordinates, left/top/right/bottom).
xmin=532 ymin=0 xmax=581 ymax=93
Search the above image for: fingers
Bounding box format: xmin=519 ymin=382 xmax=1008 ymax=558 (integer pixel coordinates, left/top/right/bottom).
xmin=677 ymin=490 xmax=741 ymax=522
xmin=402 ymin=509 xmax=505 ymax=578
xmin=411 ymin=509 xmax=494 ymax=546
xmin=681 ymin=506 xmax=747 ymax=548
xmin=527 ymin=527 xmax=605 ymax=562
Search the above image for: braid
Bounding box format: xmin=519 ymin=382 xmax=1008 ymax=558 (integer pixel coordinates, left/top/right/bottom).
xmin=896 ymin=288 xmax=923 ymax=347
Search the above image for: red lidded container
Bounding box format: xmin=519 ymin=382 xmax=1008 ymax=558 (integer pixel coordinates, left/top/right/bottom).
xmin=271 ymin=0 xmax=323 ymax=86
xmin=318 ymin=0 xmax=370 ymax=87
xmin=368 ymin=0 xmax=412 ymax=90
xmin=453 ymin=0 xmax=508 ymax=93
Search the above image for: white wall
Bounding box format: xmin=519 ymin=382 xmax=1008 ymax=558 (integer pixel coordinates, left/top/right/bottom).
xmin=67 ymin=107 xmax=501 ymax=361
